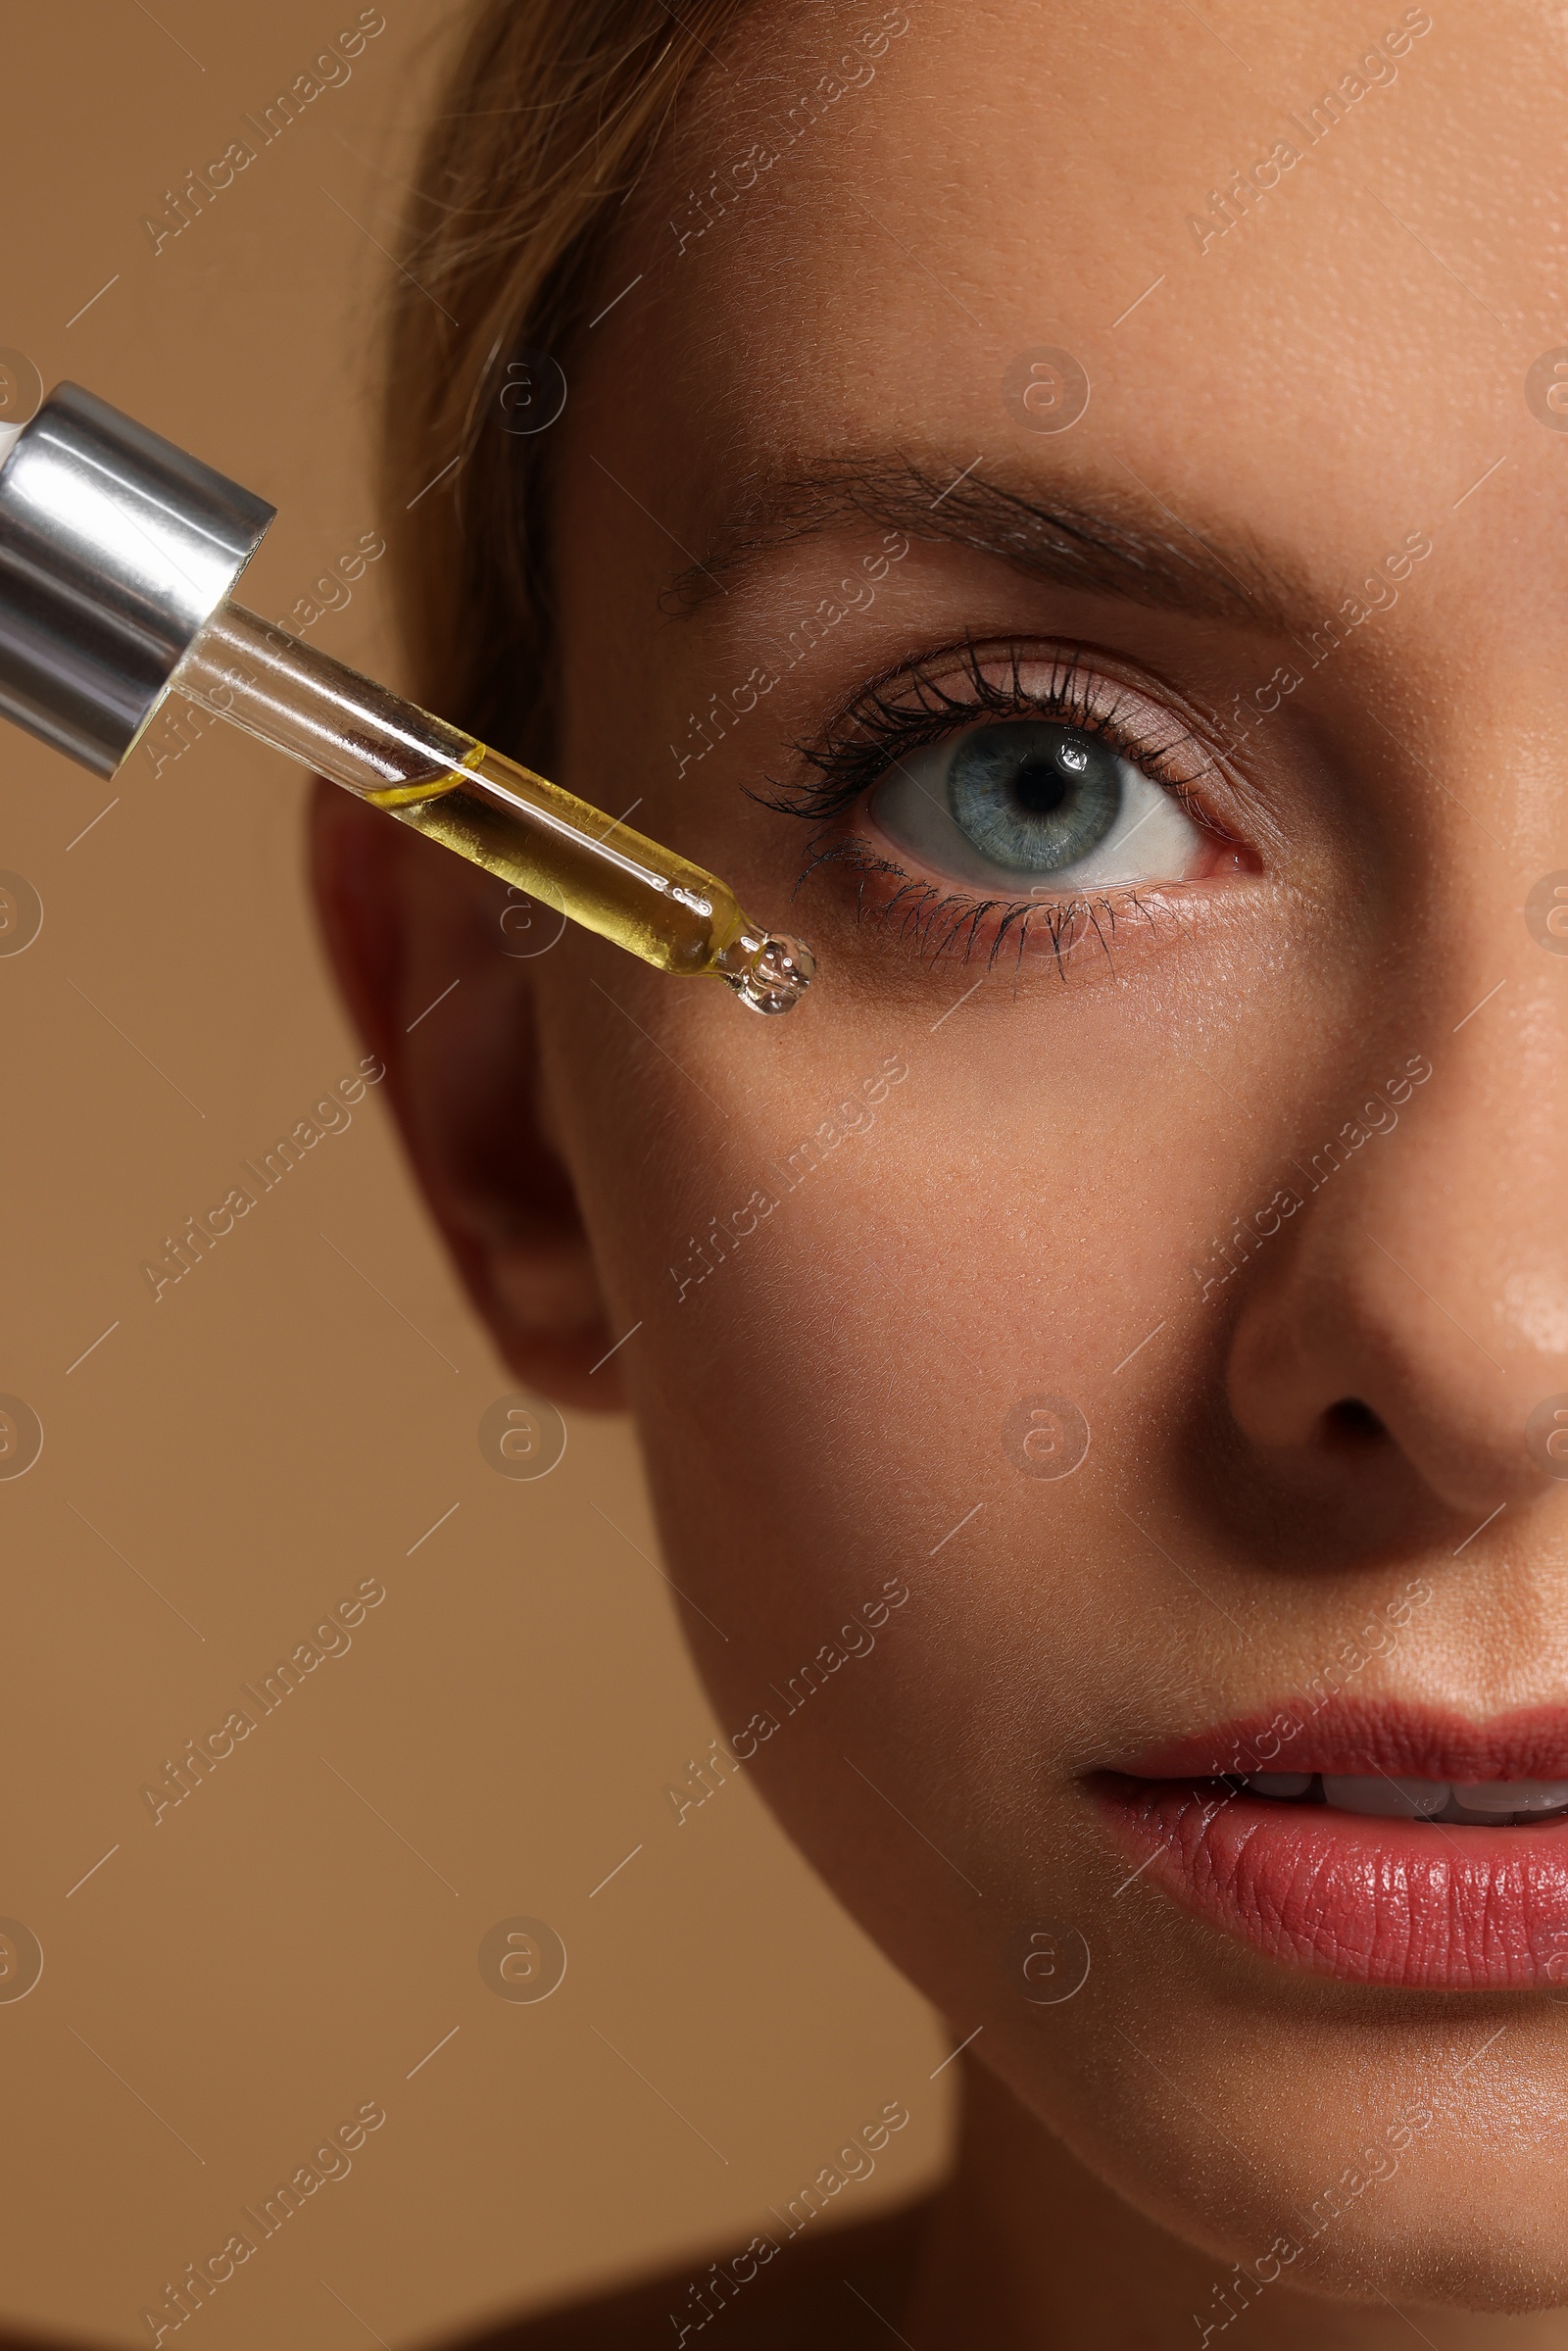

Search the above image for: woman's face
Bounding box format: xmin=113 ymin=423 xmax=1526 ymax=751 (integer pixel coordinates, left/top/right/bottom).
xmin=336 ymin=0 xmax=1568 ymax=2313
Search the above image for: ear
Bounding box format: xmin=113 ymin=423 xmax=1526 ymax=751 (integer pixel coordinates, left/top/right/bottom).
xmin=308 ymin=780 xmax=624 ymax=1410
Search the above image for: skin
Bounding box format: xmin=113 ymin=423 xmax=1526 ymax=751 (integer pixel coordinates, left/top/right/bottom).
xmin=313 ymin=2 xmax=1568 ymax=2342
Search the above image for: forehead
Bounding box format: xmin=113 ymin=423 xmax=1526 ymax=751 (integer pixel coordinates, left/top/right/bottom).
xmin=601 ymin=0 xmax=1567 ymax=600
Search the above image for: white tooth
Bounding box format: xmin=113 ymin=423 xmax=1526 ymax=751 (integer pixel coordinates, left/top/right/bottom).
xmin=1321 ymin=1775 xmax=1449 ymax=1818
xmin=1450 ymin=1781 xmax=1568 ymax=1817
xmin=1247 ymin=1773 xmax=1312 ymax=1798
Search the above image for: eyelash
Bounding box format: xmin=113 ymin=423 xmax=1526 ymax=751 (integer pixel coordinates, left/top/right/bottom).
xmin=758 ymin=637 xmax=1245 ymax=973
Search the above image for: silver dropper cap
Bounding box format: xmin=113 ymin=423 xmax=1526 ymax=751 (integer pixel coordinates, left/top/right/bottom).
xmin=0 ymin=382 xmax=274 ymax=779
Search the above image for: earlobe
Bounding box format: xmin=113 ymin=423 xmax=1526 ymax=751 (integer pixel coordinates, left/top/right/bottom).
xmin=308 ymin=782 xmax=626 ymax=1409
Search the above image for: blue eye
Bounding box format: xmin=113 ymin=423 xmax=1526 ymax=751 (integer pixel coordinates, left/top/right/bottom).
xmin=868 ymin=716 xmax=1210 ymax=894
xmin=948 ymin=721 xmax=1123 ymax=872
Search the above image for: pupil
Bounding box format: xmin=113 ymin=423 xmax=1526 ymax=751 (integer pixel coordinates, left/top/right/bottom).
xmin=1015 ymin=758 xmax=1070 ymax=817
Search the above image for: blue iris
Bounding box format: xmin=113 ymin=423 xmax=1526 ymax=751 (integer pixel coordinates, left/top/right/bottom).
xmin=946 ymin=721 xmax=1124 ymax=874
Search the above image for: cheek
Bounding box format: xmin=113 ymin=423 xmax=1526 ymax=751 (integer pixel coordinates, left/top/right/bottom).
xmin=549 ymin=942 xmax=1283 ymax=1712
xmin=552 ymin=969 xmax=1187 ymax=1781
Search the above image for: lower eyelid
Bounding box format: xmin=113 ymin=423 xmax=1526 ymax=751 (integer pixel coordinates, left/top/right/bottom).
xmin=783 ymin=724 xmax=1267 ymax=986
xmin=794 ymin=832 xmax=1218 ymax=980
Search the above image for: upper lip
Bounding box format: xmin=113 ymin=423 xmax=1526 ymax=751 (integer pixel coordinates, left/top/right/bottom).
xmin=1115 ymin=1699 xmax=1568 ymax=1785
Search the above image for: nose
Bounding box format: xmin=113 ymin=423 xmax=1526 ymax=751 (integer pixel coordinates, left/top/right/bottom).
xmin=1225 ymin=1015 xmax=1568 ymax=1528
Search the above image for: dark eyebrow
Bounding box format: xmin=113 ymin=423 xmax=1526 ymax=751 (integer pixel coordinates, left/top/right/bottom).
xmin=665 ymin=453 xmax=1303 ymax=635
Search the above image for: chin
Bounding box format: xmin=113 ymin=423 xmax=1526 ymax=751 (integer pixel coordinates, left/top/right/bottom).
xmin=1284 ymin=2210 xmax=1568 ymax=2320
xmin=990 ymin=1985 xmax=1568 ymax=2326
xmin=1094 ymin=2124 xmax=1568 ymax=2323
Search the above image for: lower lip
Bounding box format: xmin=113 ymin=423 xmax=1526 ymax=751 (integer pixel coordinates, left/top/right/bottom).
xmin=1097 ymin=1779 xmax=1568 ymax=1988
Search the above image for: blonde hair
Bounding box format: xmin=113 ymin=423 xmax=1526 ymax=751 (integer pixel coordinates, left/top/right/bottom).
xmin=384 ymin=0 xmax=748 ymax=767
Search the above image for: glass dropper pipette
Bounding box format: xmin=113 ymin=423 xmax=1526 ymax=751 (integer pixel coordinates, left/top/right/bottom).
xmin=168 ymin=599 xmax=814 ymax=1013
xmin=0 ymin=383 xmax=814 ymax=1016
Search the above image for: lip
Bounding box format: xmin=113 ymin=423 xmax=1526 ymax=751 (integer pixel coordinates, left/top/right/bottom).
xmin=1098 ymin=1701 xmax=1568 ymax=1989
xmin=1121 ymin=1699 xmax=1568 ymax=1784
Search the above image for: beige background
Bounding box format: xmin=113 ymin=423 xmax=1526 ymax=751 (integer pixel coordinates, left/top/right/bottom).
xmin=0 ymin=6 xmax=947 ymax=2343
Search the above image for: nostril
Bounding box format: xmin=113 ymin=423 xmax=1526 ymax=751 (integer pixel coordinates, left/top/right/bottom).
xmin=1320 ymin=1397 xmax=1388 ymax=1448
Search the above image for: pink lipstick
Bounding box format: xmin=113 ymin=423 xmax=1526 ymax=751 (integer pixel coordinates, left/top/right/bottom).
xmin=1097 ymin=1702 xmax=1568 ymax=1988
